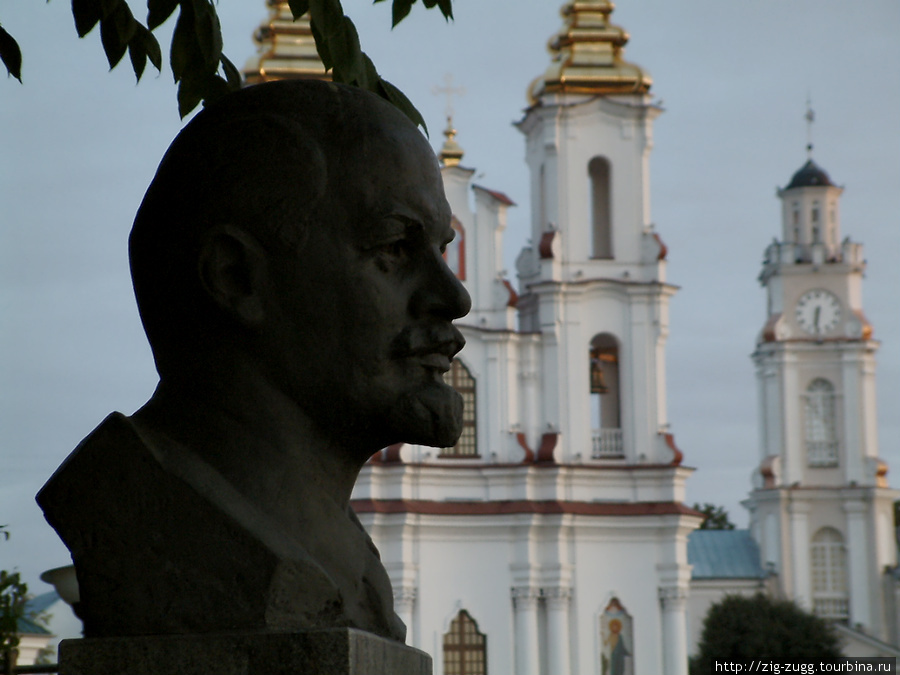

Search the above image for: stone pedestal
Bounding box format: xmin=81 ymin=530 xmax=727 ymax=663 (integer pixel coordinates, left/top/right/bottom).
xmin=59 ymin=628 xmax=432 ymax=675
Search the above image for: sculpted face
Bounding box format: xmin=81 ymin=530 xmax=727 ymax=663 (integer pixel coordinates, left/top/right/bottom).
xmin=260 ymin=110 xmax=471 ymax=455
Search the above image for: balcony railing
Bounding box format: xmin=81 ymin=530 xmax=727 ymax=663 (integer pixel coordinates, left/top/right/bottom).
xmin=807 ymin=440 xmax=838 ymax=467
xmin=813 ymin=596 xmax=849 ymax=621
xmin=592 ymin=428 xmax=623 ymax=458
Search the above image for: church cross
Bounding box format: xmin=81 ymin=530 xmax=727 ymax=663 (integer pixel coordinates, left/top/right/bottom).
xmin=432 ymin=73 xmax=466 ymax=119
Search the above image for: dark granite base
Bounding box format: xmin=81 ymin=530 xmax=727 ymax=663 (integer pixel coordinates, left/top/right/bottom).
xmin=59 ymin=628 xmax=432 ymax=675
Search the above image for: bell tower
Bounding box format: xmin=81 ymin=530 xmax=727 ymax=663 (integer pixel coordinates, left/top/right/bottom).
xmin=746 ymin=147 xmax=898 ymax=640
xmin=515 ymin=0 xmax=675 ymax=468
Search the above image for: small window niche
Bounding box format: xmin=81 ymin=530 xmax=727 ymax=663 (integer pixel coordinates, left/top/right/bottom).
xmin=589 ymin=156 xmax=613 ymax=259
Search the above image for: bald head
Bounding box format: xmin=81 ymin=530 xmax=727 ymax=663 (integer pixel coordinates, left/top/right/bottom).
xmin=130 ymin=80 xmax=430 ymax=375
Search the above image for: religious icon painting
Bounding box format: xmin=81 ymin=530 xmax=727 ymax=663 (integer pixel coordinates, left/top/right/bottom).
xmin=600 ymin=596 xmax=634 ymax=675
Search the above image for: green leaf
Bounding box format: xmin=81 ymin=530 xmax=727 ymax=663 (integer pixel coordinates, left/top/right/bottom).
xmin=378 ymin=76 xmax=427 ymax=134
xmin=328 ymin=18 xmax=363 ymax=84
xmin=126 ymin=25 xmax=160 ymax=82
xmin=200 ymin=73 xmax=231 ymax=104
xmin=71 ymin=0 xmax=103 ymax=37
xmin=170 ymin=2 xmax=196 ymax=81
xmin=177 ymin=76 xmax=203 ymax=118
xmin=220 ymin=53 xmax=241 ymax=90
xmin=308 ymin=19 xmax=333 ymax=71
xmin=391 ymin=0 xmax=414 ymax=27
xmin=191 ymin=0 xmax=222 ymax=69
xmin=99 ymin=0 xmax=119 ymax=19
xmin=436 ymin=0 xmax=452 ymax=20
xmin=287 ymin=0 xmax=310 ymax=19
xmin=309 ymin=0 xmax=343 ymax=39
xmin=143 ymin=27 xmax=163 ymax=71
xmin=147 ymin=0 xmax=179 ymax=30
xmin=99 ymin=1 xmax=136 ymax=69
xmin=359 ymin=52 xmax=378 ymax=91
xmin=128 ymin=36 xmax=147 ymax=80
xmin=0 ymin=24 xmax=22 ymax=82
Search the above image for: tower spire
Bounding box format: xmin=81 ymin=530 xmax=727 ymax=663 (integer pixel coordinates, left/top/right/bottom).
xmin=805 ymin=96 xmax=815 ymax=158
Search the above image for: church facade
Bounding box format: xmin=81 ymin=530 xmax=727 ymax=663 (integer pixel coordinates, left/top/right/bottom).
xmin=242 ymin=0 xmax=900 ymax=671
xmin=350 ymin=4 xmax=703 ymax=675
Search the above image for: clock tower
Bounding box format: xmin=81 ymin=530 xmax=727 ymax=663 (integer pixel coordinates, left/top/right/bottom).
xmin=745 ymin=155 xmax=899 ymax=640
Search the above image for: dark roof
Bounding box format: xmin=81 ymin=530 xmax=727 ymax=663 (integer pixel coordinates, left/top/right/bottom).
xmin=688 ymin=529 xmax=767 ymax=579
xmin=785 ymin=159 xmax=834 ymax=189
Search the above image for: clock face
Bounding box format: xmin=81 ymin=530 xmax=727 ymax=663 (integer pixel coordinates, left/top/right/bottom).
xmin=795 ymin=289 xmax=841 ymax=336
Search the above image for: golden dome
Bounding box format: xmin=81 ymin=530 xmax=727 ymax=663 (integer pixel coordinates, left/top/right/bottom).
xmin=530 ymin=1 xmax=651 ymax=102
xmin=243 ymin=0 xmax=329 ymax=85
xmin=438 ymin=116 xmax=465 ymax=167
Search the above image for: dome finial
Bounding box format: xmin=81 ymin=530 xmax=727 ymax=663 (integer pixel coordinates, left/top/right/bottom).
xmin=432 ymin=74 xmax=466 ymax=167
xmin=438 ymin=115 xmax=465 ymax=167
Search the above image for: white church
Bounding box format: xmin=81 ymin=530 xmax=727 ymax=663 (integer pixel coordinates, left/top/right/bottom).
xmin=27 ymin=1 xmax=900 ymax=673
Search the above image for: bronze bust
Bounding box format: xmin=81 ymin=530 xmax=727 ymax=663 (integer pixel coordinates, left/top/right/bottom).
xmin=38 ymin=80 xmax=471 ymax=642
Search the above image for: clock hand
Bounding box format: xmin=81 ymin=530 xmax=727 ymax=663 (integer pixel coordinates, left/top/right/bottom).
xmin=814 ymin=306 xmax=821 ymax=332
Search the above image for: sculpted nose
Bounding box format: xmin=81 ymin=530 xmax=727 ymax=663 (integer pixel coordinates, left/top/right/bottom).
xmin=413 ymin=251 xmax=472 ymax=321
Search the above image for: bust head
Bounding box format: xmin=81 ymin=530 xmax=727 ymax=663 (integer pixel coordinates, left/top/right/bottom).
xmin=130 ymin=80 xmax=471 ymax=455
xmin=40 ymin=80 xmax=471 ymax=642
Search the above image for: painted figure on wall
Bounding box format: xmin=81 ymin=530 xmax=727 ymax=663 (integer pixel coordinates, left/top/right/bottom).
xmin=601 ymin=596 xmax=633 ymax=675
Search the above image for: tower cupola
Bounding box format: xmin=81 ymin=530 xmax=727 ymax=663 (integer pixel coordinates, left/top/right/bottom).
xmin=776 ymin=157 xmax=844 ymax=260
xmin=529 ymin=0 xmax=651 ymax=103
xmin=243 ymin=1 xmax=328 ymax=85
xmin=785 ymin=159 xmax=835 ymax=189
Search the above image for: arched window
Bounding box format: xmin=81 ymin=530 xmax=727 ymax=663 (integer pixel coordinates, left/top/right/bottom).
xmin=443 ymin=609 xmax=487 ymax=675
xmin=590 ymin=334 xmax=622 ymax=458
xmin=440 ymin=360 xmax=477 ymax=458
xmin=811 ymin=527 xmax=849 ymax=621
xmin=589 ymin=156 xmax=613 ymax=259
xmin=805 ymin=378 xmax=837 ymax=467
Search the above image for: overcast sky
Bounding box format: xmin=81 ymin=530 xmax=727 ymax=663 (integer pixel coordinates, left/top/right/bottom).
xmin=2 ymin=0 xmax=898 ymax=589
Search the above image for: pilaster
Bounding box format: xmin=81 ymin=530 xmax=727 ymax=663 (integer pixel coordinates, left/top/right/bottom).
xmin=511 ymin=586 xmax=540 ymax=675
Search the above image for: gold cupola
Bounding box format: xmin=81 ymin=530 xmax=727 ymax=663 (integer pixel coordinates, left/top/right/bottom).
xmin=529 ymin=1 xmax=651 ymax=103
xmin=243 ymin=0 xmax=329 ymax=85
xmin=438 ymin=116 xmax=465 ymax=167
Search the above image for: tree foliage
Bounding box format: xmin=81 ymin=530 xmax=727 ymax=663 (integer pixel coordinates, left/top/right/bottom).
xmin=693 ymin=502 xmax=736 ymax=530
xmin=691 ymin=594 xmax=842 ymax=675
xmin=0 ymin=527 xmax=29 ymax=669
xmin=1 ymin=0 xmax=453 ymax=125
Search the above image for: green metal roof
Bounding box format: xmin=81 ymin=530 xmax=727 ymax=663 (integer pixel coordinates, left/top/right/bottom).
xmin=688 ymin=530 xmax=767 ymax=580
xmin=15 ymin=591 xmax=57 ymax=635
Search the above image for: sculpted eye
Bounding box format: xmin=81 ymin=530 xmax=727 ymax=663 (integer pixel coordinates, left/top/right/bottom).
xmin=373 ymin=238 xmax=413 ymax=272
xmin=380 ymin=239 xmax=411 ymax=259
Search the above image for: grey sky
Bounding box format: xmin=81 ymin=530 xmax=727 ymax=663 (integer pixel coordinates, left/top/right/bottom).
xmin=2 ymin=0 xmax=898 ymax=588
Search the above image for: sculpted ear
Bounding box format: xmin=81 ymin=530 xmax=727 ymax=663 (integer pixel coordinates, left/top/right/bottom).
xmin=197 ymin=225 xmax=268 ymax=325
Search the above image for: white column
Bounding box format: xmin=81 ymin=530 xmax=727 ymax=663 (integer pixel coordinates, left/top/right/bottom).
xmin=788 ymin=499 xmax=811 ymax=606
xmin=512 ymin=586 xmax=541 ymax=675
xmin=544 ymin=587 xmax=572 ymax=675
xmin=658 ymin=586 xmax=689 ymax=675
xmin=843 ymin=500 xmax=871 ymax=627
xmin=393 ymin=586 xmax=417 ymax=646
xmin=781 ymin=353 xmax=802 ymax=484
xmin=842 ymin=351 xmax=864 ymax=484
